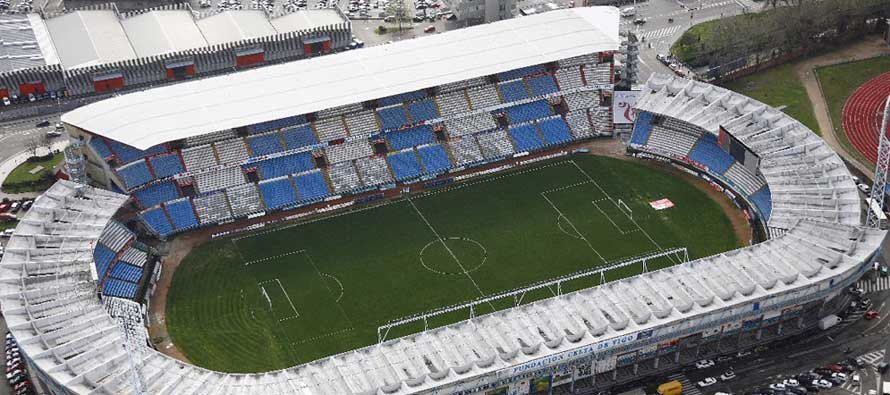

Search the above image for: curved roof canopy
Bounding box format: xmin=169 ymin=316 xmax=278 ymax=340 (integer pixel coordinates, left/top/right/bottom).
xmin=61 ymin=7 xmax=621 ymax=150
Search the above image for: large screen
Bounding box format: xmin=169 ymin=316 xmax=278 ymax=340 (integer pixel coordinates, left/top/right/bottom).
xmin=719 ymin=126 xmax=760 ymax=175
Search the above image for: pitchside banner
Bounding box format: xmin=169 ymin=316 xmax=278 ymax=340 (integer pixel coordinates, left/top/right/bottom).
xmin=613 ymin=90 xmax=640 ymax=124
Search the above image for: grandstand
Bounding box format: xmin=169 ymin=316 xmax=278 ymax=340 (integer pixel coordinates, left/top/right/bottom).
xmin=63 ymin=7 xmax=619 ymax=239
xmin=627 ymin=74 xmax=859 ymax=236
xmin=2 ymin=7 xmax=884 ymax=395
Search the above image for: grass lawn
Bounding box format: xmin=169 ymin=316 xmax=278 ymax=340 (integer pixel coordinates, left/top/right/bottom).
xmin=722 ymin=62 xmax=819 ymax=135
xmin=1 ymin=153 xmax=63 ymax=193
xmin=165 ymin=155 xmax=741 ymax=373
xmin=815 ymin=56 xmax=890 ymax=168
xmin=0 ymin=220 xmax=18 ymax=232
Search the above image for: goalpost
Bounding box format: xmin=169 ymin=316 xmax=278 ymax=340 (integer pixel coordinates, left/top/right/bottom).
xmin=617 ymin=198 xmax=632 ymax=219
xmin=260 ymin=285 xmax=273 ymax=311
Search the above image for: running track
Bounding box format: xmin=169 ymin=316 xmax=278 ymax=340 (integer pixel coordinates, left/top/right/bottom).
xmin=842 ymin=72 xmax=890 ymax=165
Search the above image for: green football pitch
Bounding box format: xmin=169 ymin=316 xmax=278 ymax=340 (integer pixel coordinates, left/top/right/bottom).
xmin=165 ymin=155 xmax=741 ymax=373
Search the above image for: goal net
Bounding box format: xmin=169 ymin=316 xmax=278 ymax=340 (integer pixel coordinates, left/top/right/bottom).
xmin=617 ymin=198 xmax=633 ymax=219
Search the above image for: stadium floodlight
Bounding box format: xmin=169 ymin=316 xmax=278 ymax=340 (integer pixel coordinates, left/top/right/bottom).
xmin=376 ymin=247 xmax=687 ymax=343
xmin=867 ymin=96 xmax=890 ymax=229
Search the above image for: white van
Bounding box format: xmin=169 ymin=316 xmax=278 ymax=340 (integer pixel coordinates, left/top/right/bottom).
xmin=620 ymin=6 xmax=635 ymax=17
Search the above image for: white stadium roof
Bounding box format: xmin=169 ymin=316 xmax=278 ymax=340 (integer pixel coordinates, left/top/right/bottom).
xmin=5 ymin=76 xmax=888 ymax=394
xmin=61 ymin=7 xmax=621 ymax=150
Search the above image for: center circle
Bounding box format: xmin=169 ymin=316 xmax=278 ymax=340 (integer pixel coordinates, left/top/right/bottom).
xmin=419 ymin=237 xmax=488 ymax=276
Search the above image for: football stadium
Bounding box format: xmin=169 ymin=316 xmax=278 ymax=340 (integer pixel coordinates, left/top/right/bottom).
xmin=0 ymin=6 xmax=885 ymax=395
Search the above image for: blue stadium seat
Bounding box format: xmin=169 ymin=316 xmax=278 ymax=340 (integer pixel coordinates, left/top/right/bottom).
xmin=117 ymin=160 xmax=153 ymax=189
xmin=107 ymin=140 xmax=166 ymax=164
xmin=377 ymin=106 xmax=409 ymax=130
xmin=499 ymin=65 xmax=544 ymax=81
xmin=527 ymin=74 xmax=558 ymax=96
xmin=255 ymin=152 xmax=314 ymax=179
xmin=102 ymin=278 xmax=138 ymax=299
xmin=688 ymin=133 xmax=734 ymax=174
xmin=93 ymin=244 xmax=116 ymax=279
xmin=109 ymin=262 xmax=143 ymax=283
xmin=142 ymin=207 xmax=174 ymax=237
xmin=407 ymin=100 xmax=439 ymax=122
xmin=90 ymin=138 xmax=113 ymax=159
xmin=387 ymin=150 xmax=422 ymax=181
xmin=538 ymin=118 xmax=572 ymax=145
xmin=282 ymin=125 xmax=317 ymax=150
xmin=248 ymin=134 xmax=283 ymax=157
xmin=630 ymin=111 xmax=653 ymax=145
xmin=259 ymin=177 xmax=298 ymax=209
xmin=750 ymin=187 xmax=772 ymax=221
xmin=417 ymin=144 xmax=451 ymax=175
xmin=133 ymin=181 xmax=179 ymax=208
xmin=149 ymin=153 xmax=183 ymax=179
xmin=248 ymin=115 xmax=306 ymax=134
xmin=386 ymin=125 xmax=434 ymax=151
xmin=166 ymin=199 xmax=199 ymax=230
xmin=504 ymin=101 xmax=551 ymax=124
xmin=498 ymin=80 xmax=529 ymax=103
xmin=294 ymin=170 xmax=330 ymax=202
xmin=508 ymin=124 xmax=544 ymax=152
xmin=378 ymin=90 xmax=427 ymax=107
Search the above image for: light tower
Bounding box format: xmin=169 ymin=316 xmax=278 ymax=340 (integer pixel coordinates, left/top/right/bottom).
xmin=866 ymin=96 xmax=890 ymax=228
xmin=617 ymin=32 xmax=640 ymax=90
xmin=64 ymin=139 xmax=89 ymax=197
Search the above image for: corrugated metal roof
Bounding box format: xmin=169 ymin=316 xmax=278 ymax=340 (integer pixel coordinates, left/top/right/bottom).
xmin=0 ymin=14 xmax=49 ymax=72
xmin=196 ymin=10 xmax=278 ymax=46
xmin=120 ymin=10 xmax=208 ymax=58
xmin=271 ymin=9 xmax=345 ymax=33
xmin=45 ymin=10 xmax=137 ymax=69
xmin=63 ymin=7 xmax=621 ymax=149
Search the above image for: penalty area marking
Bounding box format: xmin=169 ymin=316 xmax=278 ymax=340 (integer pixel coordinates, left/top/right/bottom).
xmin=318 ymin=272 xmax=345 ymax=303
xmin=419 ymin=237 xmax=488 ymax=276
xmin=244 ymin=249 xmax=305 ymax=266
xmin=556 ymin=214 xmax=583 ymax=239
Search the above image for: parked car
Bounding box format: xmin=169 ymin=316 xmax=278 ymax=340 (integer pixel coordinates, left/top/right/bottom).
xmin=719 ymin=370 xmax=736 ymax=381
xmin=633 ymin=17 xmax=646 ymax=25
xmin=736 ymin=350 xmax=752 ymax=358
xmin=858 ymin=183 xmax=870 ymax=193
xmin=1 ymin=229 xmax=14 ymax=238
xmin=35 ymin=120 xmax=50 ymax=128
xmin=783 ymin=379 xmax=799 ymax=387
xmin=423 ymin=25 xmax=435 ymax=33
xmin=695 ymin=359 xmax=715 ymax=369
xmin=1 ymin=97 xmax=9 ymax=106
xmin=812 ymin=379 xmax=832 ymax=389
xmin=697 ymin=377 xmax=717 ymax=388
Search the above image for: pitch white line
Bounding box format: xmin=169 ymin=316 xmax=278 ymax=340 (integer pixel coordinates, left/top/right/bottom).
xmin=541 ymin=193 xmax=608 ymax=264
xmin=276 ymin=278 xmax=300 ymax=320
xmin=244 ymin=249 xmax=305 ymax=266
xmin=407 ymin=197 xmax=496 ymax=311
xmin=569 ymin=160 xmax=679 ymax=264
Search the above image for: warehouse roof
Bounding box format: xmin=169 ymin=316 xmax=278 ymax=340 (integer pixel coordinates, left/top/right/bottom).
xmin=270 ymin=9 xmax=345 ymax=33
xmin=196 ymin=10 xmax=278 ymax=45
xmin=62 ymin=7 xmax=621 ymax=149
xmin=45 ymin=10 xmax=136 ymax=69
xmin=120 ymin=10 xmax=208 ymax=58
xmin=0 ymin=14 xmax=55 ymax=72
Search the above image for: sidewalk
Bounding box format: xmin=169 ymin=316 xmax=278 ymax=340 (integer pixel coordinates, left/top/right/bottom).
xmin=0 ymin=140 xmax=69 ymax=201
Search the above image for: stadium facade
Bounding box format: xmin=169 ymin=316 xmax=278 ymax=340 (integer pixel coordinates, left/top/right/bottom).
xmin=0 ymin=7 xmax=884 ymax=395
xmin=0 ymin=4 xmax=351 ymax=99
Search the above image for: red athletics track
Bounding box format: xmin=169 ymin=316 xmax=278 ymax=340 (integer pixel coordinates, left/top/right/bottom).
xmin=842 ymin=72 xmax=890 ymax=165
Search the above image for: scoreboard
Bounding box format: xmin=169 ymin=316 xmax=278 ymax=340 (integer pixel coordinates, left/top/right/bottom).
xmin=718 ymin=126 xmax=760 ymax=175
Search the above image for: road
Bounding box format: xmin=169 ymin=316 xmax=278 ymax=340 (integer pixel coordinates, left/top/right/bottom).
xmin=626 ymin=0 xmax=761 ymax=82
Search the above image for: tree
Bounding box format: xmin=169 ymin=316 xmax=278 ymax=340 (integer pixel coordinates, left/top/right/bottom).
xmin=385 ymin=0 xmax=408 ymax=31
xmin=25 ymin=134 xmax=49 ymax=158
